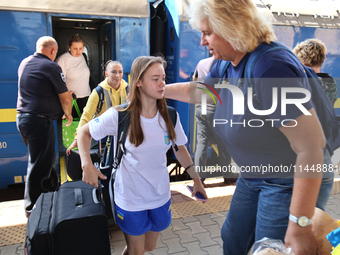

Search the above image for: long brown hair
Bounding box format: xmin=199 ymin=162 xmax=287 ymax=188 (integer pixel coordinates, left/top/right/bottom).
xmin=118 ymin=56 xmax=176 ymax=147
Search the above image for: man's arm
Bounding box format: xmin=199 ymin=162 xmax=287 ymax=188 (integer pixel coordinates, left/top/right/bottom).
xmin=58 ymin=91 xmax=73 ymax=126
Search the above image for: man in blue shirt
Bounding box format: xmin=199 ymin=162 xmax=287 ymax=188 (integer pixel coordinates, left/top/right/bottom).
xmin=16 ymin=36 xmax=73 ymax=217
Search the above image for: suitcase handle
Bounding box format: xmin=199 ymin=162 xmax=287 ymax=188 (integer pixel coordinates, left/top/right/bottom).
xmin=92 ymin=188 xmax=101 ymax=204
xmin=74 ymin=188 xmax=83 ymax=207
xmin=92 ymin=180 xmax=103 ymax=204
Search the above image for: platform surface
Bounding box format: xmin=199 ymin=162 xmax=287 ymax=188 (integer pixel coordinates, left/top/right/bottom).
xmin=1 ymin=177 xmax=340 ymax=255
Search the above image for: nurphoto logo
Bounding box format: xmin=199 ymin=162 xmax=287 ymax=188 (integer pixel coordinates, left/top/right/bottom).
xmin=197 ymin=80 xmax=311 ymax=128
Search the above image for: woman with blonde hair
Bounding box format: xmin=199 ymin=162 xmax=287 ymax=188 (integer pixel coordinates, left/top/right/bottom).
xmin=77 ymin=56 xmax=207 ymax=255
xmin=293 ymin=38 xmax=337 ymax=105
xmin=165 ymin=0 xmax=325 ymax=254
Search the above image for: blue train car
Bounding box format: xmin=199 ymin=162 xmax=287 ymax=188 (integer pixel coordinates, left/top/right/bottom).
xmin=0 ymin=0 xmax=151 ymax=188
xmin=0 ymin=0 xmax=340 ymax=188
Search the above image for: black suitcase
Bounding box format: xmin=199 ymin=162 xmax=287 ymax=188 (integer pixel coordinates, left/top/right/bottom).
xmin=25 ymin=180 xmax=111 ymax=255
xmin=66 ymin=149 xmax=101 ymax=181
xmin=66 ymin=148 xmax=114 ymax=222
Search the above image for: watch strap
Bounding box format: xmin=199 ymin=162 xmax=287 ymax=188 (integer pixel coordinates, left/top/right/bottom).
xmin=289 ymin=214 xmax=312 ymax=227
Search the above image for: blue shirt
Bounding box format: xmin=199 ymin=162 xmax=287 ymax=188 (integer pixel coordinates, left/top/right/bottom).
xmin=208 ymin=43 xmax=313 ymax=178
xmin=17 ymin=53 xmax=68 ymax=119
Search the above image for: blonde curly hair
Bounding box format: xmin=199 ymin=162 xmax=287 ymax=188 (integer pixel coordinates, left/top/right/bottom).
xmin=189 ymin=0 xmax=276 ymax=53
xmin=293 ymin=39 xmax=327 ymax=68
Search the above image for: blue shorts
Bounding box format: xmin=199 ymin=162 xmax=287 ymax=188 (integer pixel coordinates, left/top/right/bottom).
xmin=115 ymin=199 xmax=172 ymax=236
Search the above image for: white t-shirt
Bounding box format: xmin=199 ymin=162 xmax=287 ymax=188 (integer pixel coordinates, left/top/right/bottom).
xmin=56 ymin=52 xmax=91 ymax=98
xmin=89 ymin=107 xmax=187 ymax=211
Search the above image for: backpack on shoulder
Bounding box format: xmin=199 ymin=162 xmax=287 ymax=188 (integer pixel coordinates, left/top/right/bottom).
xmin=95 ymin=84 xmax=130 ymax=116
xmin=218 ymin=41 xmax=340 ymax=156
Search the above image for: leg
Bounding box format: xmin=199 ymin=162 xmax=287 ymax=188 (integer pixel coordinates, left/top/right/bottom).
xmin=122 ymin=231 xmax=160 ymax=255
xmin=17 ymin=114 xmax=58 ymax=215
xmin=316 ymin=150 xmax=334 ymax=210
xmin=317 ymin=177 xmax=334 ymax=210
xmin=116 ymin=200 xmax=171 ymax=254
xmin=221 ymin=178 xmax=259 ymax=255
xmin=255 ymin=178 xmax=294 ymax=242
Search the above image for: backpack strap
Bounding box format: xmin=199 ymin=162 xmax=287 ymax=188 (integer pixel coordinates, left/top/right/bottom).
xmin=96 ymin=84 xmax=129 ymax=115
xmin=95 ymin=86 xmax=105 ymax=116
xmin=218 ymin=60 xmax=231 ymax=78
xmin=82 ymin=53 xmax=89 ymax=66
xmin=245 ymin=41 xmax=291 ymax=78
xmin=167 ymin=106 xmax=179 ymax=151
xmin=113 ymin=103 xmax=130 ymax=169
xmin=242 ymin=41 xmax=294 ymax=104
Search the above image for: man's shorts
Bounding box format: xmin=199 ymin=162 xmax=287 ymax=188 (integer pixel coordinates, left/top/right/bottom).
xmin=115 ymin=199 xmax=171 ymax=236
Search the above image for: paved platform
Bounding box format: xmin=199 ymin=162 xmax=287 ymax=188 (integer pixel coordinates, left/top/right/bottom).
xmin=1 ymin=177 xmax=340 ymax=255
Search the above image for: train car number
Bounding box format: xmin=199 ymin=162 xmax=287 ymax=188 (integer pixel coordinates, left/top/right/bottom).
xmin=0 ymin=141 xmax=7 ymax=149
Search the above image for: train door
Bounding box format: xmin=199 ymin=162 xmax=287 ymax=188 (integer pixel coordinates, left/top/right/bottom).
xmin=51 ymin=17 xmax=117 ymax=181
xmin=52 ymin=17 xmax=116 ymax=87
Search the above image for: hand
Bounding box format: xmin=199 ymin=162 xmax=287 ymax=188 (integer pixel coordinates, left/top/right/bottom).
xmin=192 ymin=178 xmax=208 ymax=202
xmin=66 ymin=139 xmax=78 ymax=155
xmin=82 ymin=163 xmax=107 ymax=188
xmin=70 ymin=91 xmax=77 ymax=99
xmin=285 ymin=221 xmax=321 ymax=255
xmin=62 ymin=114 xmax=73 ymax=126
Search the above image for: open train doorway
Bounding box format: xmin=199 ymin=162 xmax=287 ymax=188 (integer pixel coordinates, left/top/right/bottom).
xmin=52 ymin=17 xmax=116 ymax=86
xmin=51 ymin=17 xmax=117 ymax=178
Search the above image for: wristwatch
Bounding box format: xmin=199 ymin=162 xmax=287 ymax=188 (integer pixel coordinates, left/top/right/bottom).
xmin=289 ymin=214 xmax=312 ymax=227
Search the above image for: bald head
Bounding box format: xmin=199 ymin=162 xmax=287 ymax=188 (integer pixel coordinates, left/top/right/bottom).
xmin=36 ymin=36 xmax=57 ymax=52
xmin=36 ymin=36 xmax=58 ymax=61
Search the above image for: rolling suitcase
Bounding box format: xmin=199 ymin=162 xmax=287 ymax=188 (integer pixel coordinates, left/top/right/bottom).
xmin=25 ymin=180 xmax=111 ymax=255
xmin=66 ymin=148 xmax=101 ymax=181
xmin=66 ymin=145 xmax=114 ymax=223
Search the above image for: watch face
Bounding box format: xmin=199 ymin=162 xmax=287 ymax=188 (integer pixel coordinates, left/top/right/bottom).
xmin=297 ymin=216 xmax=310 ymax=227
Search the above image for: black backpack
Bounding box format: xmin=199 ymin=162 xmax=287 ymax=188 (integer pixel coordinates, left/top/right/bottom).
xmin=218 ymin=41 xmax=340 ymax=156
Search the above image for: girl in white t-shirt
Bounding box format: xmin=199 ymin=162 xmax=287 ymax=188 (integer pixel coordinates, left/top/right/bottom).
xmin=77 ymin=56 xmax=207 ymax=254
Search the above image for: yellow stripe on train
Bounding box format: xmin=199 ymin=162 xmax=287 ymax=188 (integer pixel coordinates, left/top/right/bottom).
xmin=334 ymin=98 xmax=340 ymax=109
xmin=0 ymin=109 xmax=17 ymax=122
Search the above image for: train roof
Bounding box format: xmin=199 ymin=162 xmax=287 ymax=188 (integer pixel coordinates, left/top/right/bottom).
xmin=180 ymin=0 xmax=340 ymax=28
xmin=0 ymin=0 xmax=149 ymax=18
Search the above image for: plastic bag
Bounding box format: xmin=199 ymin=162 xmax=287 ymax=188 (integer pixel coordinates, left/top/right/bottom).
xmin=247 ymin=237 xmax=294 ymax=255
xmin=62 ymin=119 xmax=79 ymax=148
xmin=62 ymin=99 xmax=81 ymax=148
